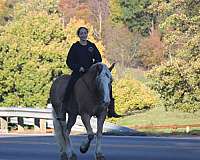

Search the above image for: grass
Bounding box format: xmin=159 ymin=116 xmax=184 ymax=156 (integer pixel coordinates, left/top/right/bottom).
xmin=114 ymin=107 xmax=200 ymax=136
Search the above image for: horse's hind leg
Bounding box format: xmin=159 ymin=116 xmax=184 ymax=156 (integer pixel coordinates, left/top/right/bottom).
xmin=53 ymin=109 xmax=77 ymax=160
xmin=80 ymin=113 xmax=94 ymax=154
xmin=95 ymin=113 xmax=106 ymax=160
xmin=52 ymin=109 xmax=68 ymax=160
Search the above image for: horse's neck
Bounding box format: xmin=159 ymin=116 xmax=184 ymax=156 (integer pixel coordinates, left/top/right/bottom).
xmin=76 ymin=71 xmax=99 ymax=101
xmin=81 ymin=72 xmax=96 ymax=92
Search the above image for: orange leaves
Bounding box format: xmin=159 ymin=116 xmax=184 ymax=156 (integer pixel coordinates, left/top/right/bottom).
xmin=138 ymin=29 xmax=165 ymax=69
xmin=0 ymin=1 xmax=6 ymax=14
xmin=58 ymin=0 xmax=91 ymax=22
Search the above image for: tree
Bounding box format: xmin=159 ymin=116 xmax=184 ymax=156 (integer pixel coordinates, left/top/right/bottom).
xmin=147 ymin=0 xmax=200 ymax=112
xmin=0 ymin=0 xmax=18 ymax=25
xmin=87 ymin=0 xmax=109 ymax=39
xmin=118 ymin=0 xmax=154 ymax=36
xmin=109 ymin=0 xmax=123 ymax=24
xmin=0 ymin=9 xmax=67 ymax=107
xmin=0 ymin=0 xmax=105 ymax=108
xmin=137 ymin=29 xmax=164 ymax=69
xmin=59 ymin=0 xmax=91 ymax=25
xmin=103 ymin=22 xmax=136 ymax=68
xmin=0 ymin=1 xmax=6 ymax=14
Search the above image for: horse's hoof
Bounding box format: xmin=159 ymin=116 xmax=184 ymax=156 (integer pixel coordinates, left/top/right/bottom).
xmin=80 ymin=145 xmax=88 ymax=154
xmin=70 ymin=152 xmax=77 ymax=160
xmin=60 ymin=152 xmax=68 ymax=160
xmin=95 ymin=153 xmax=106 ymax=160
xmin=80 ymin=142 xmax=90 ymax=154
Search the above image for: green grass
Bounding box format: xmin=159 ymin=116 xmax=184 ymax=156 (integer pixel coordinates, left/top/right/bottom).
xmin=114 ymin=107 xmax=200 ymax=135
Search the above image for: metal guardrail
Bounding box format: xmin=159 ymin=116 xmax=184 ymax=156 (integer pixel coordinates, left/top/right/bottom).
xmin=0 ymin=105 xmax=135 ymax=135
xmin=0 ymin=105 xmax=91 ymax=133
xmin=0 ymin=107 xmax=52 ymax=119
xmin=0 ymin=106 xmax=53 ymax=133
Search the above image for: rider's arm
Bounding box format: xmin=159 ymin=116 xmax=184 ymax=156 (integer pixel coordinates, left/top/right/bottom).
xmin=66 ymin=44 xmax=82 ymax=72
xmin=92 ymin=43 xmax=102 ymax=64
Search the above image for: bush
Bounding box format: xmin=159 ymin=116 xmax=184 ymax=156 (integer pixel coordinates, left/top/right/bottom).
xmin=147 ymin=59 xmax=200 ymax=112
xmin=113 ymin=74 xmax=159 ymax=115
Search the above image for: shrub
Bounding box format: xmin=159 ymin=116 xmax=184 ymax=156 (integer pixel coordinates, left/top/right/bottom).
xmin=113 ymin=74 xmax=159 ymax=115
xmin=147 ymin=59 xmax=200 ymax=112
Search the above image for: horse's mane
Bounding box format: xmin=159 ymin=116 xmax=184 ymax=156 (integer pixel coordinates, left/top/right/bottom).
xmin=89 ymin=62 xmax=104 ymax=72
xmin=86 ymin=62 xmax=107 ymax=78
xmin=76 ymin=62 xmax=107 ymax=101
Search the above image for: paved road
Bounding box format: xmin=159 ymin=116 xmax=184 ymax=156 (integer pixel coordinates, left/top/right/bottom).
xmin=0 ymin=135 xmax=200 ymax=160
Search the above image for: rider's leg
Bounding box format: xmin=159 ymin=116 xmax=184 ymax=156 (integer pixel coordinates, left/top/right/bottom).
xmin=107 ymin=86 xmax=122 ymax=118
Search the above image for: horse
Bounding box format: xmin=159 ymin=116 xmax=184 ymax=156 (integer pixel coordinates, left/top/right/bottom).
xmin=50 ymin=62 xmax=115 ymax=160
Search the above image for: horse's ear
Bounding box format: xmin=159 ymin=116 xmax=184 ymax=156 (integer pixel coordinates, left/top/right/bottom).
xmin=109 ymin=63 xmax=115 ymax=72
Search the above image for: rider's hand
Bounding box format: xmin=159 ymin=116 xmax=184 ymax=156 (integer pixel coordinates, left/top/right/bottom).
xmin=79 ymin=67 xmax=85 ymax=73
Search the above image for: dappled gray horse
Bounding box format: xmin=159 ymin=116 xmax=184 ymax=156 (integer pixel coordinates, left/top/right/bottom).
xmin=50 ymin=62 xmax=114 ymax=160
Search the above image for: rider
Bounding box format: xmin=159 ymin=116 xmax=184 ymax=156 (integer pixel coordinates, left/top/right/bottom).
xmin=57 ymin=27 xmax=121 ymax=120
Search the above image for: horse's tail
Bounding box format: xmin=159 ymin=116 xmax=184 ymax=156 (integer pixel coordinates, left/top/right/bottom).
xmin=52 ymin=108 xmax=67 ymax=153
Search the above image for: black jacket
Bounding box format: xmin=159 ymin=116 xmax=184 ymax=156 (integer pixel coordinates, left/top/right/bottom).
xmin=66 ymin=40 xmax=102 ymax=72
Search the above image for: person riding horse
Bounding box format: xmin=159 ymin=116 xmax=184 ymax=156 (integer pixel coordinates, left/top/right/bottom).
xmin=57 ymin=26 xmax=121 ymax=120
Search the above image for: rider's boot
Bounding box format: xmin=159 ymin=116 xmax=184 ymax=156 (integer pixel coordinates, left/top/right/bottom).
xmin=107 ymin=98 xmax=122 ymax=118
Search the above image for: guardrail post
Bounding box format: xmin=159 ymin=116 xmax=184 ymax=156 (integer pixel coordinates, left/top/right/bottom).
xmin=0 ymin=117 xmax=8 ymax=133
xmin=186 ymin=126 xmax=190 ymax=133
xmin=34 ymin=118 xmax=46 ymax=133
xmin=40 ymin=119 xmax=46 ymax=133
xmin=18 ymin=117 xmax=24 ymax=132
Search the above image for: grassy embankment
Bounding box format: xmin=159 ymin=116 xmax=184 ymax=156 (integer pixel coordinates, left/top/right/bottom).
xmin=113 ymin=68 xmax=200 ymax=136
xmin=116 ymin=106 xmax=200 ymax=135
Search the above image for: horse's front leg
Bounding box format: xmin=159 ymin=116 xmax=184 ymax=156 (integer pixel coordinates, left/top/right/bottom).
xmin=65 ymin=114 xmax=78 ymax=160
xmin=80 ymin=113 xmax=94 ymax=154
xmin=95 ymin=112 xmax=106 ymax=160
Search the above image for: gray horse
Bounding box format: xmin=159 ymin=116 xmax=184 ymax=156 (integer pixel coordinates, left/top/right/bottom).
xmin=50 ymin=62 xmax=114 ymax=160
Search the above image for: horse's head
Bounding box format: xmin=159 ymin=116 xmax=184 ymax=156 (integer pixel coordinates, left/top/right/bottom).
xmin=90 ymin=62 xmax=115 ymax=106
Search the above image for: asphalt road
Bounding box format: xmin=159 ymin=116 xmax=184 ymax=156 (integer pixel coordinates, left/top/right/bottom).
xmin=0 ymin=135 xmax=200 ymax=160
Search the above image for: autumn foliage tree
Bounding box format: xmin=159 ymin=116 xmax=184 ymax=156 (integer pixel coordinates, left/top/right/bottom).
xmin=59 ymin=0 xmax=91 ymax=25
xmin=0 ymin=0 xmax=6 ymax=13
xmin=137 ymin=29 xmax=165 ymax=69
xmin=0 ymin=0 xmax=18 ymax=25
xmin=103 ymin=23 xmax=135 ymax=68
xmin=147 ymin=0 xmax=200 ymax=112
